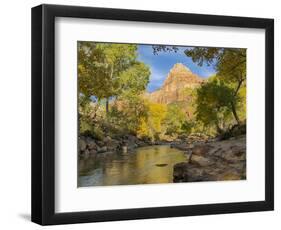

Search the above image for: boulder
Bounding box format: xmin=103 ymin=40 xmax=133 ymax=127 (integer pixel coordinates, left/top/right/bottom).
xmin=97 ymin=146 xmax=107 ymax=153
xmin=173 ymin=162 xmax=214 ymax=182
xmin=107 ymin=146 xmax=116 ymax=151
xmin=122 ymin=146 xmax=128 ymax=153
xmin=106 ymin=139 xmax=120 ymax=151
xmin=191 ymin=155 xmax=214 ymax=167
xmin=127 ymin=135 xmax=138 ymax=142
xmin=97 ymin=140 xmax=104 ymax=147
xmin=79 ymin=139 xmax=87 ymax=151
xmin=217 ymin=169 xmax=243 ymax=180
xmin=123 ymin=135 xmax=138 ymax=150
xmin=83 ymin=149 xmax=90 ymax=158
xmin=136 ymin=141 xmax=146 ymax=147
xmin=104 ymin=136 xmax=112 ymax=143
xmin=173 ymin=135 xmax=246 ymax=183
xmin=87 ymin=140 xmax=97 ymax=150
xmin=192 ymin=144 xmax=212 ymax=156
xmin=89 ymin=149 xmax=97 ymax=157
xmin=215 ymin=145 xmax=246 ymax=163
xmin=173 ymin=162 xmax=188 ymax=182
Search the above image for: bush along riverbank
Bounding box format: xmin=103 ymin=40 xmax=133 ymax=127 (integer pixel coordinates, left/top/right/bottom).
xmin=172 ymin=134 xmax=246 ymax=182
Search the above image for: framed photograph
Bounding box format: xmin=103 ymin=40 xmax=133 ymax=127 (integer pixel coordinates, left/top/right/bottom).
xmin=31 ymin=4 xmax=274 ymax=225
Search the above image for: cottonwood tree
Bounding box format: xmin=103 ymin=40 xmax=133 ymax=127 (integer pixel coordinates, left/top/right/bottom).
xmin=78 ymin=42 xmax=150 ymax=114
xmin=152 ymin=46 xmax=246 ymax=125
xmin=185 ymin=47 xmax=246 ymax=125
xmin=195 ymin=77 xmax=236 ymax=134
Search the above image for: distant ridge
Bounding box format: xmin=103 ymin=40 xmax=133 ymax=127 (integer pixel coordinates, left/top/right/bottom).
xmin=147 ymin=63 xmax=204 ymax=104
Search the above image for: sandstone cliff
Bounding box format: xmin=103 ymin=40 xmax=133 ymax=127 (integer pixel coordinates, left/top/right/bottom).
xmin=148 ymin=63 xmax=204 ymax=104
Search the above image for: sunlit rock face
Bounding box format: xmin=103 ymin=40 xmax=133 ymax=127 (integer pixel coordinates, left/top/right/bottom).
xmin=148 ymin=63 xmax=204 ymax=104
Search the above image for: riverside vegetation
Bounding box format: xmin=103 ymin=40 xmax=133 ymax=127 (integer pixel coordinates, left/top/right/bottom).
xmin=78 ymin=42 xmax=246 ymax=186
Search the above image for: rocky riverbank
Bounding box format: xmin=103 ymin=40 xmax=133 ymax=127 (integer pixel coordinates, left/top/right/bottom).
xmin=173 ymin=135 xmax=246 ymax=182
xmin=79 ymin=132 xmax=246 ymax=183
xmin=78 ymin=134 xmax=166 ymax=158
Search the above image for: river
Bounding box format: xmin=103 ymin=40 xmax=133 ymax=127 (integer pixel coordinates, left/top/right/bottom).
xmin=78 ymin=145 xmax=186 ymax=187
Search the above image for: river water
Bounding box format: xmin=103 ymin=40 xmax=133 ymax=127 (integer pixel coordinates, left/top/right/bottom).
xmin=78 ymin=145 xmax=186 ymax=187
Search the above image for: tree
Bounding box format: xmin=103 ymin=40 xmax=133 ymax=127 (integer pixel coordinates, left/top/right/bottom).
xmin=151 ymin=45 xmax=179 ymax=55
xmin=195 ymin=77 xmax=236 ymax=134
xmin=117 ymin=62 xmax=150 ymax=96
xmin=108 ymin=94 xmax=149 ymax=134
xmin=78 ymin=41 xmax=107 ymax=98
xmin=137 ymin=102 xmax=167 ymax=141
xmin=78 ymin=42 xmax=150 ymax=113
xmin=164 ymin=104 xmax=188 ymax=135
xmin=151 ymin=46 xmax=246 ymax=125
xmin=78 ymin=95 xmax=104 ymax=139
xmin=185 ymin=47 xmax=246 ymax=125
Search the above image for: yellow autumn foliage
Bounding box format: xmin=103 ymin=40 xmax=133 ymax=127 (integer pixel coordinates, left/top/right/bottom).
xmin=137 ymin=102 xmax=167 ymax=141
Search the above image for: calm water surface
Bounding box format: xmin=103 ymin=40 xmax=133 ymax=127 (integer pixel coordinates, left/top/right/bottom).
xmin=78 ymin=145 xmax=186 ymax=187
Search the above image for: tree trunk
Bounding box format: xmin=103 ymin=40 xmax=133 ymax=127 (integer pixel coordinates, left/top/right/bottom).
xmin=105 ymin=64 xmax=114 ymax=115
xmin=216 ymin=123 xmax=224 ymax=134
xmin=231 ymin=101 xmax=240 ymax=125
xmin=234 ymin=79 xmax=243 ymax=96
xmin=231 ymin=79 xmax=244 ymax=125
xmin=105 ymin=98 xmax=109 ymax=114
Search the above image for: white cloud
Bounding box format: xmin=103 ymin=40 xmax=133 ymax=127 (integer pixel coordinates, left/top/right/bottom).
xmin=150 ymin=68 xmax=166 ymax=81
xmin=200 ymin=69 xmax=217 ymax=78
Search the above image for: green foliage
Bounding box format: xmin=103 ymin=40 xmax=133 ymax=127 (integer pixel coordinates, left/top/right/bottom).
xmin=185 ymin=48 xmax=246 ymax=90
xmin=217 ymin=49 xmax=246 ymax=85
xmin=195 ymin=77 xmax=236 ymax=133
xmin=165 ymin=104 xmax=188 ymax=135
xmin=237 ymin=85 xmax=246 ymax=121
xmin=137 ymin=102 xmax=167 ymax=141
xmin=152 ymin=45 xmax=179 ymax=55
xmin=118 ymin=62 xmax=150 ymax=95
xmin=78 ymin=42 xmax=150 ymax=102
xmin=107 ymin=94 xmax=149 ymax=135
xmin=78 ymin=41 xmax=151 ymax=139
xmin=78 ymin=42 xmax=108 ymax=98
xmin=185 ymin=47 xmax=222 ymax=66
xmin=137 ymin=102 xmax=195 ymax=141
xmin=78 ymin=43 xmax=247 ymax=142
xmin=78 ymin=96 xmax=105 ymax=140
xmin=185 ymin=47 xmax=247 ymax=125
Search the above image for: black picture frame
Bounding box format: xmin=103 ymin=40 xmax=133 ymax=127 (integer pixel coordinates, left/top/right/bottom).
xmin=31 ymin=4 xmax=274 ymax=225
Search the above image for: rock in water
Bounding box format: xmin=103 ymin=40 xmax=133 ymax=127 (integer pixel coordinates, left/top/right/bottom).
xmin=79 ymin=139 xmax=87 ymax=151
xmin=97 ymin=146 xmax=107 ymax=153
xmin=122 ymin=146 xmax=128 ymax=153
xmin=155 ymin=163 xmax=168 ymax=167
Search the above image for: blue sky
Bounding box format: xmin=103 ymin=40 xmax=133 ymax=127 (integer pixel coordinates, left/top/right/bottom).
xmin=137 ymin=45 xmax=217 ymax=92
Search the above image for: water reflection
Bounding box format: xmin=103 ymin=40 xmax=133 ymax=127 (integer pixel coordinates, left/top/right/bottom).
xmin=78 ymin=145 xmax=187 ymax=187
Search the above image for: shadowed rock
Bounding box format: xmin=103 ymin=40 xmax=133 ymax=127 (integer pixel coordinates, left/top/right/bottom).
xmin=173 ymin=135 xmax=246 ymax=182
xmin=155 ymin=163 xmax=168 ymax=167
